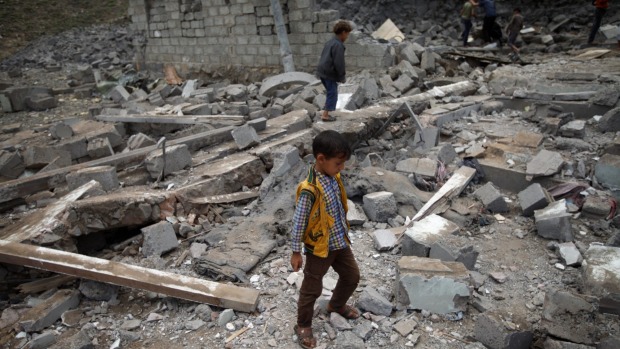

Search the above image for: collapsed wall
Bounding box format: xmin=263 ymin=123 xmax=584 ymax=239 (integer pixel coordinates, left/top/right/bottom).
xmin=128 ymin=0 xmax=393 ymax=75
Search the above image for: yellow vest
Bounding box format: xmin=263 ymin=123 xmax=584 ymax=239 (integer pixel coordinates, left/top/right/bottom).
xmin=296 ymin=166 xmax=350 ymax=258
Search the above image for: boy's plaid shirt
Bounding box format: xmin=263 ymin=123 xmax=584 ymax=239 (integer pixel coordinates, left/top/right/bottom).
xmin=291 ymin=171 xmax=349 ymax=253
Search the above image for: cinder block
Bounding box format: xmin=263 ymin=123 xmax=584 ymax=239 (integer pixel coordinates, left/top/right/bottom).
xmin=231 ymin=124 xmax=261 ymax=149
xmin=0 ymin=150 xmax=25 ymax=179
xmin=363 ymin=191 xmax=397 ymax=223
xmin=108 ymin=85 xmax=130 ymax=103
xmin=23 ymin=147 xmax=71 ymax=169
xmin=475 ymin=311 xmax=533 ymax=349
xmin=145 ymin=144 xmax=192 ymax=179
xmin=127 ymin=133 xmax=156 ymax=151
xmin=87 ymin=138 xmax=114 ymax=159
xmin=518 ymin=183 xmax=551 ymax=217
xmin=534 ymin=199 xmax=573 ymax=242
xmin=66 ymin=166 xmax=120 ymax=192
xmin=474 ymin=182 xmax=509 ymax=213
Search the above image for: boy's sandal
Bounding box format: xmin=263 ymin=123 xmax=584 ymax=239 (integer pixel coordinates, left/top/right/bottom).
xmin=294 ymin=325 xmax=317 ymax=349
xmin=321 ymin=115 xmax=337 ymax=122
xmin=327 ymin=304 xmax=360 ymax=319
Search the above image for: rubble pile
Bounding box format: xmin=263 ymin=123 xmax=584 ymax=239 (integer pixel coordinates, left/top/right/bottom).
xmin=0 ymin=2 xmax=620 ymax=349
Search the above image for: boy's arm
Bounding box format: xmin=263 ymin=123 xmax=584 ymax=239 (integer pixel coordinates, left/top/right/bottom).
xmin=290 ymin=192 xmax=313 ymax=271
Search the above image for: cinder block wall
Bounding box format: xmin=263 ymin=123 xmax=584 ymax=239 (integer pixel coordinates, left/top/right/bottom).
xmin=128 ymin=0 xmax=393 ymax=75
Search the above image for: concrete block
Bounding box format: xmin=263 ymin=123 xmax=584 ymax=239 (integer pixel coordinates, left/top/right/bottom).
xmin=534 ymin=199 xmax=573 ymax=242
xmin=50 ymin=123 xmax=74 ymax=140
xmin=271 ymin=145 xmax=300 ymax=177
xmin=395 ymin=256 xmax=470 ymax=314
xmin=108 ymin=85 xmax=130 ymax=103
xmin=541 ymin=289 xmax=597 ymax=345
xmin=372 ymin=229 xmax=397 ymax=251
xmin=517 ymin=183 xmax=551 ymax=217
xmin=56 ymin=137 xmax=89 ymax=160
xmin=25 ymin=94 xmax=57 ymax=111
xmin=421 ymin=51 xmax=435 ymax=73
xmin=338 ymin=84 xmax=366 ymax=111
xmin=582 ymin=196 xmax=611 ymax=218
xmin=558 ymin=242 xmax=582 ymax=266
xmin=363 ymin=191 xmax=397 ymax=223
xmin=85 ymin=124 xmax=123 ymax=148
xmin=23 ymin=147 xmax=72 ymax=169
xmin=474 ymin=182 xmax=508 ymax=213
xmin=0 ymin=150 xmax=25 ymax=179
xmin=357 ymin=287 xmax=392 ymax=316
xmin=66 ymin=166 xmax=120 ymax=192
xmin=402 ymin=214 xmax=459 ymax=257
xmin=526 ymin=150 xmax=564 ymax=179
xmin=145 ymin=144 xmax=192 ymax=179
xmin=395 ymin=158 xmax=436 ymax=178
xmin=78 ymin=280 xmax=119 ymax=301
xmin=425 ymin=144 xmax=458 ymax=164
xmin=0 ymin=93 xmax=12 ymax=112
xmin=398 ymin=43 xmax=420 ymax=65
xmin=141 ymin=221 xmax=179 ymax=257
xmin=127 ymin=133 xmax=156 ymax=150
xmin=583 ymin=245 xmax=620 ymax=297
xmin=28 ymin=331 xmax=57 ymax=349
xmin=360 ymin=153 xmax=383 ymax=168
xmin=7 ymin=86 xmax=53 ymax=111
xmin=559 ymin=120 xmax=586 ymax=139
xmin=19 ymin=290 xmax=80 ymax=332
xmin=598 ymin=107 xmax=620 ymax=133
xmin=231 ymin=124 xmax=261 ymax=149
xmin=474 ymin=311 xmax=533 ymax=349
xmin=87 ymin=137 xmax=114 ymax=159
xmin=392 ymin=74 xmax=415 ymax=93
xmin=347 ymin=200 xmax=368 ymax=226
xmin=544 ymin=338 xmax=595 ymax=349
xmin=605 ymin=136 xmax=620 ymax=156
xmin=595 ymin=154 xmax=620 ymax=189
xmin=182 ymin=80 xmax=197 ymax=99
xmin=247 ymin=117 xmax=268 ymax=132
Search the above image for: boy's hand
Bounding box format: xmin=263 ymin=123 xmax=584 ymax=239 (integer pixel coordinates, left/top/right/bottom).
xmin=290 ymin=252 xmax=303 ymax=272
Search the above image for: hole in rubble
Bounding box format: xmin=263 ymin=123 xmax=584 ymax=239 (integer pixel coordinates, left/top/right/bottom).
xmin=76 ymin=226 xmax=143 ymax=256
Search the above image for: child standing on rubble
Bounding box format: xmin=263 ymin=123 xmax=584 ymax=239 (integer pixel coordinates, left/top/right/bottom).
xmin=290 ymin=130 xmax=360 ymax=349
xmin=506 ymin=8 xmax=524 ymax=61
xmin=460 ymin=0 xmax=479 ymax=47
xmin=316 ymin=21 xmax=353 ymax=122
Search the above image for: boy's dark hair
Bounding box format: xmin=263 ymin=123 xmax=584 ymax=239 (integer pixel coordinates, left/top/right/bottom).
xmin=313 ymin=130 xmax=352 ymax=160
xmin=513 ymin=8 xmax=521 ymax=13
xmin=333 ymin=21 xmax=353 ymax=35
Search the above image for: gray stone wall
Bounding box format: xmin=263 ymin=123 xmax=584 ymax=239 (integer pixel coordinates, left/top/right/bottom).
xmin=128 ymin=0 xmax=393 ymax=75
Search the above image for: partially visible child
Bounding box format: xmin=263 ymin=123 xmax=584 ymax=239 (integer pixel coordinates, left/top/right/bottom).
xmin=460 ymin=0 xmax=479 ymax=47
xmin=290 ymin=130 xmax=360 ymax=349
xmin=506 ymin=8 xmax=524 ymax=61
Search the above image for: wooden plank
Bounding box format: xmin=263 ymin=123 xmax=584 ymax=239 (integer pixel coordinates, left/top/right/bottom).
xmin=0 ymin=240 xmax=260 ymax=313
xmin=189 ymin=190 xmax=259 ymax=205
xmin=95 ymin=114 xmax=245 ymax=126
xmin=0 ymin=126 xmax=235 ymax=206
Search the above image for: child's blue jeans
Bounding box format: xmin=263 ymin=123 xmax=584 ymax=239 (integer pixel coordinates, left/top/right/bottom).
xmin=321 ymin=78 xmax=338 ymax=112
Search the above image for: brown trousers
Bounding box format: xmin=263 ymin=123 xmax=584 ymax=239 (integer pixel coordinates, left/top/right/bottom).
xmin=297 ymin=246 xmax=360 ymax=328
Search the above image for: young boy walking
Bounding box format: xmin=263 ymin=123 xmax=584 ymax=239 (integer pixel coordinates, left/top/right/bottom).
xmin=291 ymin=130 xmax=360 ymax=348
xmin=460 ymin=0 xmax=479 ymax=47
xmin=506 ymin=8 xmax=524 ymax=61
xmin=316 ymin=21 xmax=353 ymax=122
xmin=588 ymin=0 xmax=609 ymax=45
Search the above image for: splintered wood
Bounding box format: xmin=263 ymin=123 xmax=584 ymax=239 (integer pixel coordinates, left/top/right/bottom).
xmin=0 ymin=240 xmax=260 ymax=313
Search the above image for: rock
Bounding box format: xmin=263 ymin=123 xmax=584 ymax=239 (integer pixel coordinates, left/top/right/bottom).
xmin=141 ymin=221 xmax=179 ymax=257
xmin=490 ymin=271 xmax=508 ymax=284
xmin=218 ymin=309 xmax=235 ymax=326
xmin=363 ymin=191 xmax=398 ymax=223
xmin=474 ymin=182 xmax=508 ymax=213
xmin=330 ymin=312 xmax=352 ymax=330
xmin=334 ymin=331 xmax=365 ymax=349
xmin=50 ymin=123 xmax=74 ymax=140
xmin=474 ymin=311 xmax=533 ymax=349
xmin=61 ymin=309 xmax=83 ymax=327
xmin=582 ymin=245 xmax=620 ymax=296
xmin=517 ymin=183 xmax=551 ymax=217
xmin=127 ymin=133 xmax=156 ymax=150
xmin=395 ymin=256 xmax=470 ymax=314
xmin=120 ymin=319 xmax=141 ymax=331
xmin=363 ymin=77 xmax=380 ymax=100
xmin=396 ymin=158 xmax=436 ymax=178
xmin=598 ymin=107 xmax=620 ymax=132
xmin=347 ymin=200 xmax=368 ymax=226
xmin=353 ymin=320 xmax=374 ymax=340
xmin=360 ymin=153 xmax=384 ymax=168
xmin=595 ymin=154 xmax=620 ymax=189
xmin=544 ymin=338 xmax=595 ymax=349
xmin=421 ymin=51 xmax=436 ymax=73
xmin=541 ymin=289 xmax=596 ymax=345
xmin=231 ymin=124 xmax=261 ymax=150
xmin=48 ymin=329 xmax=92 ymax=349
xmin=582 ymin=196 xmax=611 ymax=218
xmin=66 ymin=166 xmax=119 ymax=192
xmin=357 ymin=287 xmax=392 ymax=316
xmin=146 ymin=313 xmax=164 ymax=322
xmin=558 ymin=242 xmax=583 ymax=266
xmin=399 ymin=43 xmax=420 ymax=65
xmin=190 ymin=242 xmax=208 ymax=258
xmin=392 ymin=74 xmax=415 ymax=93
xmin=78 ymin=280 xmax=118 ymax=301
xmin=185 ymin=319 xmax=205 ymax=331
xmin=0 ymin=150 xmax=25 ymax=179
xmin=19 ymin=290 xmax=80 ymax=333
xmin=145 ymin=144 xmax=192 ymax=179
xmin=372 ymin=229 xmax=397 ymax=251
xmin=526 ymin=150 xmax=564 ymax=178
xmin=534 ymin=199 xmax=573 ymax=242
xmin=271 ymin=145 xmax=300 ymax=177
xmin=86 ymin=137 xmax=114 ymax=159
xmin=393 ymin=318 xmax=418 ymax=337
xmin=559 ymin=120 xmax=586 ymax=139
xmin=28 ymin=331 xmax=57 ymax=349
xmin=194 ymin=304 xmax=212 ymax=321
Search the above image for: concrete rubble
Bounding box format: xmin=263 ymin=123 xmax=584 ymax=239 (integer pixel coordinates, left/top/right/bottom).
xmin=0 ymin=0 xmax=619 ymax=348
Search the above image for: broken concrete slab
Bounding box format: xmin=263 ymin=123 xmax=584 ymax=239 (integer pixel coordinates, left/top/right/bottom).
xmin=582 ymin=196 xmax=612 ymax=218
xmin=534 ymin=199 xmax=573 ymax=242
xmin=259 ymin=72 xmax=317 ymax=97
xmin=582 ymin=245 xmax=620 ymax=297
xmin=541 ymin=289 xmax=597 ymax=345
xmin=87 ymin=137 xmax=114 ymax=159
xmin=363 ymin=191 xmax=398 ymax=223
xmin=108 ymin=85 xmax=130 ymax=103
xmin=0 ymin=150 xmax=25 ymax=179
xmin=19 ymin=289 xmax=80 ymax=332
xmin=231 ymin=124 xmax=261 ymax=150
xmin=25 ymin=94 xmax=57 ymax=111
xmin=127 ymin=133 xmax=156 ymax=151
xmin=27 ymin=331 xmax=58 ymax=349
xmin=372 ymin=229 xmax=397 ymax=252
xmin=396 ymin=158 xmax=436 ymax=178
xmin=145 ymin=144 xmax=192 ymax=179
xmin=357 ymin=287 xmax=392 ymax=316
xmin=141 ymin=221 xmax=179 ymax=257
xmin=474 ymin=182 xmax=509 ymax=213
xmin=23 ymin=147 xmax=71 ymax=169
xmin=393 ymin=317 xmax=418 ymax=337
xmin=526 ymin=150 xmax=564 ymax=179
xmin=595 ymin=154 xmax=620 ymax=189
xmin=420 ymin=51 xmax=435 ymax=73
xmin=347 ymin=200 xmax=368 ymax=226
xmin=395 ymin=256 xmax=470 ymax=314
xmin=558 ymin=242 xmax=583 ymax=267
xmin=338 ymin=83 xmax=367 ymax=111
xmin=66 ymin=166 xmax=120 ymax=192
xmin=402 ymin=214 xmax=459 ymax=257
xmin=559 ymin=120 xmax=586 ymax=139
xmin=474 ymin=311 xmax=533 ymax=349
xmin=270 ymin=145 xmax=300 ymax=177
xmin=518 ymin=183 xmax=552 ymax=217
xmin=598 ymin=107 xmax=620 ymax=132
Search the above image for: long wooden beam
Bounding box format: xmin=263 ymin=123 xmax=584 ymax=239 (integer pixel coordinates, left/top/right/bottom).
xmin=0 ymin=126 xmax=235 ymax=205
xmin=0 ymin=240 xmax=259 ymax=312
xmin=95 ymin=114 xmax=245 ymax=126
